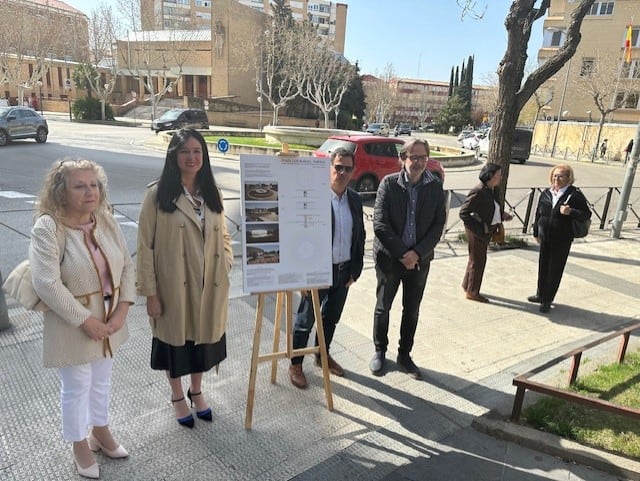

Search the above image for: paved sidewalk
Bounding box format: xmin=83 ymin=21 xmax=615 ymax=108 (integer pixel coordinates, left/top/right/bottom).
xmin=1 ymin=215 xmax=640 ymax=480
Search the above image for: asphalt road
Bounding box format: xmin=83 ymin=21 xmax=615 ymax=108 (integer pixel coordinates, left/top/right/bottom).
xmin=0 ymin=121 xmax=637 ymax=276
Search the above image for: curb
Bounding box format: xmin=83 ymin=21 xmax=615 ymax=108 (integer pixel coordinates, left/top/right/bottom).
xmin=472 ymin=414 xmax=640 ymax=480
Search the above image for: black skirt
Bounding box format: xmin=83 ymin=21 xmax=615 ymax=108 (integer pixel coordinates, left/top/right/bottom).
xmin=150 ymin=334 xmax=227 ymax=378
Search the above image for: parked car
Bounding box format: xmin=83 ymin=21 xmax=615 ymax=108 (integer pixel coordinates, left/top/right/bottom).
xmin=457 ymin=129 xmax=474 ymax=142
xmin=461 ymin=132 xmax=485 ymax=150
xmin=0 ymin=106 xmax=48 ymax=146
xmin=477 ymin=127 xmax=533 ymax=164
xmin=151 ymin=108 xmax=209 ymax=132
xmin=394 ymin=123 xmax=412 ymax=136
xmin=365 ymin=122 xmax=390 ymax=137
xmin=314 ymin=135 xmax=444 ymax=194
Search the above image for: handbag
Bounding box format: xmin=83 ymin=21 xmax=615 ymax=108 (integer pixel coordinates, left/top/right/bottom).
xmin=491 ymin=223 xmax=505 ymax=244
xmin=572 ymin=217 xmax=591 ymax=238
xmin=565 ymin=191 xmax=591 ymax=238
xmin=2 ymin=219 xmax=65 ymax=311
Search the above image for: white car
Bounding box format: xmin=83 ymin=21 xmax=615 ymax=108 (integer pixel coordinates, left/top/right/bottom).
xmin=366 ymin=122 xmax=390 ymax=137
xmin=457 ymin=129 xmax=474 ymax=142
xmin=461 ymin=132 xmax=484 ymax=150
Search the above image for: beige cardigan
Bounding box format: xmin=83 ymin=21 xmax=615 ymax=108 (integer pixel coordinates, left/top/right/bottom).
xmin=29 ymin=213 xmax=136 ymax=368
xmin=136 ymin=185 xmax=233 ymax=346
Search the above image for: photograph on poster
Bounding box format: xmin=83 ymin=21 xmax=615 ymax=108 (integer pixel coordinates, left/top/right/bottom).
xmin=246 ymin=244 xmax=280 ymax=265
xmin=245 ymin=202 xmax=279 ymax=222
xmin=246 ymin=223 xmax=279 ymax=244
xmin=245 ymin=183 xmax=279 ymax=201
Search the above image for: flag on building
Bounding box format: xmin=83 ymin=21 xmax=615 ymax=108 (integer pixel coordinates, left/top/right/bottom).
xmin=625 ymin=23 xmax=633 ymax=63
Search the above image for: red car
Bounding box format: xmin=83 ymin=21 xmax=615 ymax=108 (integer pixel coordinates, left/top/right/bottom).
xmin=314 ymin=135 xmax=444 ymax=194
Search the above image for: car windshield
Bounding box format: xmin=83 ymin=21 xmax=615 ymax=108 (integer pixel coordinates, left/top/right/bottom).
xmin=159 ymin=109 xmax=183 ymax=121
xmin=369 ymin=123 xmax=383 ymax=129
xmin=316 ymin=139 xmax=356 ymax=155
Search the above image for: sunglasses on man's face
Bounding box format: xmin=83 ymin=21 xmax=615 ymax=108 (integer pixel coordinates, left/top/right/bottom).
xmin=333 ymin=164 xmax=354 ymax=173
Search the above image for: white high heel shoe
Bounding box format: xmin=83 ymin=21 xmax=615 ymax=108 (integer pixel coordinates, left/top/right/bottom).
xmin=72 ymin=446 xmax=99 ymax=479
xmin=87 ymin=431 xmax=129 ymax=459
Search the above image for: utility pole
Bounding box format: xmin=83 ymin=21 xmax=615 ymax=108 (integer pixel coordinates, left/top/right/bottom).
xmin=0 ymin=270 xmax=10 ymax=330
xmin=611 ymin=125 xmax=640 ymax=238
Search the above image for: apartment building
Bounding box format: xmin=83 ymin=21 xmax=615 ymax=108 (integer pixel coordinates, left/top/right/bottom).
xmin=363 ymin=75 xmax=495 ymax=125
xmin=538 ymin=0 xmax=640 ymax=123
xmin=141 ymin=0 xmax=347 ymax=53
xmin=237 ymin=0 xmax=348 ymax=53
xmin=0 ymin=0 xmax=89 ymax=103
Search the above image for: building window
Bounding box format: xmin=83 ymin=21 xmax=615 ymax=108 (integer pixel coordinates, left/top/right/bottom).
xmin=588 ymin=2 xmax=614 ymax=16
xmin=543 ymin=29 xmax=566 ymax=47
xmin=580 ymin=58 xmax=595 ymax=77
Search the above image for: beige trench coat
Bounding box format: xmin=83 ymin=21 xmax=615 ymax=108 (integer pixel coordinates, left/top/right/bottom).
xmin=136 ymin=184 xmax=233 ymax=346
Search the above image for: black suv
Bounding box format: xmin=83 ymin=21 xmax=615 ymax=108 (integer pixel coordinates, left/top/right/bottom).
xmin=394 ymin=123 xmax=412 ymax=136
xmin=151 ymin=108 xmax=209 ymax=132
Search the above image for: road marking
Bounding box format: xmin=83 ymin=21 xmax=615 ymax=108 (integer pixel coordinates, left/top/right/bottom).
xmin=0 ymin=191 xmax=35 ymax=199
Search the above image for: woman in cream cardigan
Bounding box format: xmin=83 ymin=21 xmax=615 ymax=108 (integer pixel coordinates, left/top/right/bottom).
xmin=30 ymin=159 xmax=135 ymax=479
xmin=137 ymin=129 xmax=233 ymax=428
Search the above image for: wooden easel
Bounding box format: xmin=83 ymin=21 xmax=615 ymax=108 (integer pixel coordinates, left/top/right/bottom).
xmin=244 ymin=288 xmax=334 ymax=429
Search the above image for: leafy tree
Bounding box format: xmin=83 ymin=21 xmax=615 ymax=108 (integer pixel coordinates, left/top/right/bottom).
xmin=339 ymin=64 xmax=366 ymax=129
xmin=434 ymin=95 xmax=470 ymax=133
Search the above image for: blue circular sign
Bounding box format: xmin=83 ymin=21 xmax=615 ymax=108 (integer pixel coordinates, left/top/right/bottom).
xmin=217 ymin=138 xmax=229 ymax=153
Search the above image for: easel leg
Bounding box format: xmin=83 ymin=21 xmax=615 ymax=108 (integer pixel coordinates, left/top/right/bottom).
xmin=245 ymin=294 xmax=265 ymax=430
xmin=270 ymin=292 xmax=285 ymax=384
xmin=312 ymin=289 xmax=333 ymax=411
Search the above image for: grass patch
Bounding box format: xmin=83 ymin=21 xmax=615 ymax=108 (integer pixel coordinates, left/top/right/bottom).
xmin=523 ymin=350 xmax=640 ymax=458
xmin=203 ymin=135 xmax=315 ymax=152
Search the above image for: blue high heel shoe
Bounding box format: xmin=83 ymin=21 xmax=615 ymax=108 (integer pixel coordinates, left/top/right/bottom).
xmin=187 ymin=389 xmax=212 ymax=422
xmin=171 ymin=397 xmax=194 ymax=428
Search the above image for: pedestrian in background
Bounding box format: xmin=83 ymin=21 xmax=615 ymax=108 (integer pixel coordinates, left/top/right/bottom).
xmin=137 ymin=129 xmax=233 ymax=428
xmin=30 ymin=159 xmax=135 ymax=479
xmin=529 ymin=164 xmax=591 ymax=313
xmin=369 ymin=138 xmax=446 ymax=379
xmin=624 ymin=138 xmax=634 ymax=164
xmin=289 ymin=148 xmax=366 ymax=389
xmin=599 ymin=139 xmax=608 ymax=158
xmin=459 ymin=163 xmax=512 ymax=303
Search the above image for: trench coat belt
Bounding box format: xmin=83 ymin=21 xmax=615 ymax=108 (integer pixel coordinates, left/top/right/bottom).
xmin=103 ymin=295 xmax=113 ymax=358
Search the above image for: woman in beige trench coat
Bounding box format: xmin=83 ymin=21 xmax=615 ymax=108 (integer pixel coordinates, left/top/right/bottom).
xmin=137 ymin=129 xmax=233 ymax=428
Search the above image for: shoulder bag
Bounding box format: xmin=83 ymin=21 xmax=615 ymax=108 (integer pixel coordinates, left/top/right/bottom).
xmin=565 ymin=191 xmax=591 ymax=239
xmin=2 ymin=220 xmax=65 ymax=311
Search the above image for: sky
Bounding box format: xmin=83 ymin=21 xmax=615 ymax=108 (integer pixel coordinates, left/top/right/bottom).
xmin=62 ymin=0 xmax=544 ymax=85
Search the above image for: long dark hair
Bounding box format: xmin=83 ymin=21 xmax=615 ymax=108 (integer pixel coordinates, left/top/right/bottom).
xmin=156 ymin=129 xmax=223 ymax=213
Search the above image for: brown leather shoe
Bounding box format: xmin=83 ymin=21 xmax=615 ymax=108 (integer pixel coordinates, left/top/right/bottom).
xmin=314 ymin=355 xmax=344 ymax=377
xmin=289 ymin=364 xmax=307 ymax=389
xmin=465 ymin=293 xmax=489 ymax=303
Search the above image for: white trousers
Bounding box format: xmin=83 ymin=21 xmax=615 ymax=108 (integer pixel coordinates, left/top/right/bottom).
xmin=58 ymin=357 xmax=113 ymax=442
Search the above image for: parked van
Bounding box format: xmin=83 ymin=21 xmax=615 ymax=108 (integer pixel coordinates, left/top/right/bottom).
xmin=151 ymin=108 xmax=209 ymax=132
xmin=477 ymin=127 xmax=533 ymax=164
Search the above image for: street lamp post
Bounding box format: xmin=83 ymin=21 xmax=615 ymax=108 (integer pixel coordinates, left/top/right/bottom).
xmin=334 ymin=106 xmax=339 ymax=129
xmin=257 ymin=96 xmax=263 ymax=131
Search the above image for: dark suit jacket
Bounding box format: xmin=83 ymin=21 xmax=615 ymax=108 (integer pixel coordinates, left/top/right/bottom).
xmin=372 ymin=170 xmax=446 ymax=265
xmin=331 ymin=188 xmax=366 ymax=281
xmin=533 ymin=185 xmax=591 ymax=242
xmin=459 ymin=182 xmax=503 ymax=236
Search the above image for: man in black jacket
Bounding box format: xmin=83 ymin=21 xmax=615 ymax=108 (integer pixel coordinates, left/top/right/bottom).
xmin=289 ymin=148 xmax=366 ymax=389
xmin=369 ymin=138 xmax=446 ymax=379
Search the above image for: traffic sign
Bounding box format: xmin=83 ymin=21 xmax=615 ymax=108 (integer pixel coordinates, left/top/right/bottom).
xmin=217 ymin=138 xmax=229 ymax=154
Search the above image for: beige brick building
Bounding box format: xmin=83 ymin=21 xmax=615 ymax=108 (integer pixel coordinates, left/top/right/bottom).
xmin=538 ymin=0 xmax=640 ymax=123
xmin=141 ymin=0 xmax=347 ymax=53
xmin=0 ymin=0 xmax=89 ymax=104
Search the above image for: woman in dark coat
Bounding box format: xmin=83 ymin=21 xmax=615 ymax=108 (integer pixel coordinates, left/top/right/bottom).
xmin=529 ymin=164 xmax=591 ymax=313
xmin=459 ymin=163 xmax=512 ymax=303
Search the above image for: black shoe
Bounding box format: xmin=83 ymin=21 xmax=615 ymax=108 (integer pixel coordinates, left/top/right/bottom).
xmin=369 ymin=351 xmax=385 ymax=375
xmin=397 ymin=354 xmax=423 ymax=380
xmin=539 ymin=302 xmax=551 ymax=313
xmin=171 ymin=397 xmax=195 ymax=428
xmin=527 ymin=295 xmax=540 ymax=303
xmin=187 ymin=389 xmax=212 ymax=422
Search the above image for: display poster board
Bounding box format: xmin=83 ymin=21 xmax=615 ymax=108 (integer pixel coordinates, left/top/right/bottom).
xmin=240 ymin=154 xmax=332 ymax=294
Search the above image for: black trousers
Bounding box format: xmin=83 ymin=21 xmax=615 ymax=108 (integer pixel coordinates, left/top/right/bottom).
xmin=373 ymin=254 xmax=430 ymax=356
xmin=537 ymin=238 xmax=572 ymax=303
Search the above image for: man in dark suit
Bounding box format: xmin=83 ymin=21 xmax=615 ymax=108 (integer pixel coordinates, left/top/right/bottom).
xmin=369 ymin=138 xmax=446 ymax=380
xmin=289 ymin=148 xmax=366 ymax=389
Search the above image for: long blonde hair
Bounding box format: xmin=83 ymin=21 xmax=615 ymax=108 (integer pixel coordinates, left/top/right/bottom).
xmin=36 ymin=158 xmax=109 ymax=220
